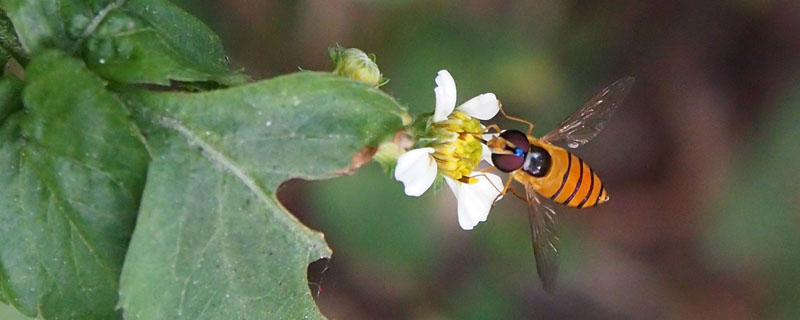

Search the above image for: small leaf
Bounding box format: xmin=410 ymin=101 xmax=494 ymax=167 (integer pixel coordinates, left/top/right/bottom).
xmin=118 ymin=72 xmax=406 ymax=319
xmin=0 ymin=0 xmax=107 ymax=53
xmin=0 ymin=0 xmax=245 ymax=85
xmin=0 ymin=0 xmax=69 ymax=53
xmin=84 ymin=0 xmax=248 ymax=85
xmin=0 ymin=50 xmax=148 ymax=319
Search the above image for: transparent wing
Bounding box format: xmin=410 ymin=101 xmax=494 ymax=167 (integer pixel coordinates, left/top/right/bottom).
xmin=525 ymin=182 xmax=560 ymax=294
xmin=542 ymin=77 xmax=635 ymax=148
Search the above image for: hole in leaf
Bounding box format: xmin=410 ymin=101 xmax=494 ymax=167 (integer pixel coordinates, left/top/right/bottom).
xmin=307 ymin=257 xmax=330 ymax=300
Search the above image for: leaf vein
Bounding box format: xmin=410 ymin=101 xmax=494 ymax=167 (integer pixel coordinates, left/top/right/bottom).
xmin=177 ymin=214 xmax=221 ymax=316
xmin=71 ymin=0 xmax=127 ymax=53
xmin=27 ymin=156 xmax=118 ymax=286
xmin=27 ymin=140 xmax=130 ymax=194
xmin=155 ymin=116 xmax=318 ymax=245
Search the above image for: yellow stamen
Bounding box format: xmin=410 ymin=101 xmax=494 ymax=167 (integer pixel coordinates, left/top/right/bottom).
xmin=428 ymin=111 xmax=485 ymax=183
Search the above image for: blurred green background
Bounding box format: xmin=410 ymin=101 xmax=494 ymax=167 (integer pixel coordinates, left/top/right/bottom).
xmin=183 ymin=1 xmax=799 ymax=319
xmin=8 ymin=0 xmax=800 ymax=319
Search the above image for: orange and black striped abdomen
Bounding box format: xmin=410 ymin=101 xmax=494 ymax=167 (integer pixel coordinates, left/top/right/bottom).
xmin=532 ymin=145 xmax=608 ymax=208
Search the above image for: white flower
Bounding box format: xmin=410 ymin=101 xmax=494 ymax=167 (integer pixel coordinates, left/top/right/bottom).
xmin=445 ymin=174 xmax=504 ymax=230
xmin=432 ymin=70 xmax=499 ymax=122
xmin=394 ymin=69 xmax=502 ymax=230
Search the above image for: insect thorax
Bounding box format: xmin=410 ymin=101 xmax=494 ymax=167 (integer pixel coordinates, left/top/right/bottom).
xmin=522 ymin=145 xmax=551 ymax=177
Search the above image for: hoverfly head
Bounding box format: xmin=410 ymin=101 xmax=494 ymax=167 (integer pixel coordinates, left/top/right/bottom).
xmin=489 ymin=130 xmax=529 ymax=172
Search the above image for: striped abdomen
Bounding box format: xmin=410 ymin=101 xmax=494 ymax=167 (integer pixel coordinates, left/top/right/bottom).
xmin=516 ymin=143 xmax=608 ymax=208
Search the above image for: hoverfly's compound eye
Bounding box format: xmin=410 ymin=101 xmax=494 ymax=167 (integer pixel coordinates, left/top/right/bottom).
xmin=491 ymin=130 xmax=529 ymax=172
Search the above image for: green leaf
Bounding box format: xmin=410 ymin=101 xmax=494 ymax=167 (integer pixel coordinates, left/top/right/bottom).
xmin=0 ymin=0 xmax=112 ymax=53
xmin=0 ymin=75 xmax=22 ymax=123
xmin=0 ymin=303 xmax=33 ymax=320
xmin=0 ymin=0 xmax=70 ymax=54
xmin=84 ymin=0 xmax=248 ymax=85
xmin=118 ymin=72 xmax=406 ymax=319
xmin=0 ymin=50 xmax=148 ymax=319
xmin=0 ymin=0 xmax=245 ymax=85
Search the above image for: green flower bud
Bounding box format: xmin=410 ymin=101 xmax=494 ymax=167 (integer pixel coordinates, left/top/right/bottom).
xmin=373 ymin=141 xmax=404 ymax=172
xmin=373 ymin=131 xmax=413 ymax=173
xmin=329 ymin=45 xmax=385 ymax=86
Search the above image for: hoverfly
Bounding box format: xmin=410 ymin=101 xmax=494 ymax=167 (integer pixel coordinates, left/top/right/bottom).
xmin=484 ymin=77 xmax=634 ymax=293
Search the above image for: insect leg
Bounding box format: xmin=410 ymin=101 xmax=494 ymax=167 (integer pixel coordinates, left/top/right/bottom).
xmin=498 ymin=104 xmax=535 ymax=136
xmin=500 ymin=175 xmax=526 ymax=201
xmin=478 ymin=166 xmax=497 ymax=173
xmin=476 ymin=124 xmax=502 ymax=145
xmin=467 ymin=172 xmax=525 ymax=202
xmin=482 ymin=124 xmax=502 ymax=134
xmin=467 ymin=173 xmax=504 ymax=194
xmin=489 ymin=174 xmax=526 ymax=202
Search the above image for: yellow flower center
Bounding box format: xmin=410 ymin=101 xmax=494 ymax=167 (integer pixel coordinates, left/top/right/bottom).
xmin=429 ymin=111 xmax=483 ymax=183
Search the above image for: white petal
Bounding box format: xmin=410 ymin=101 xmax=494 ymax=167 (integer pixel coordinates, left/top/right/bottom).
xmin=444 ymin=176 xmax=460 ymax=195
xmin=456 ymin=173 xmax=504 ymax=230
xmin=444 ymin=177 xmax=475 ymax=230
xmin=394 ymin=148 xmax=437 ymax=196
xmin=481 ymin=143 xmax=493 ymax=166
xmin=480 ymin=132 xmax=499 ymax=165
xmin=456 ymin=93 xmax=500 ymax=120
xmin=432 ymin=70 xmax=457 ymax=122
xmin=457 ymin=206 xmax=478 ymax=230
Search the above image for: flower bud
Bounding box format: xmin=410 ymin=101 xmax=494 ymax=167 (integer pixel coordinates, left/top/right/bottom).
xmin=373 ymin=131 xmax=413 ymax=172
xmin=329 ymin=46 xmax=385 ymax=86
